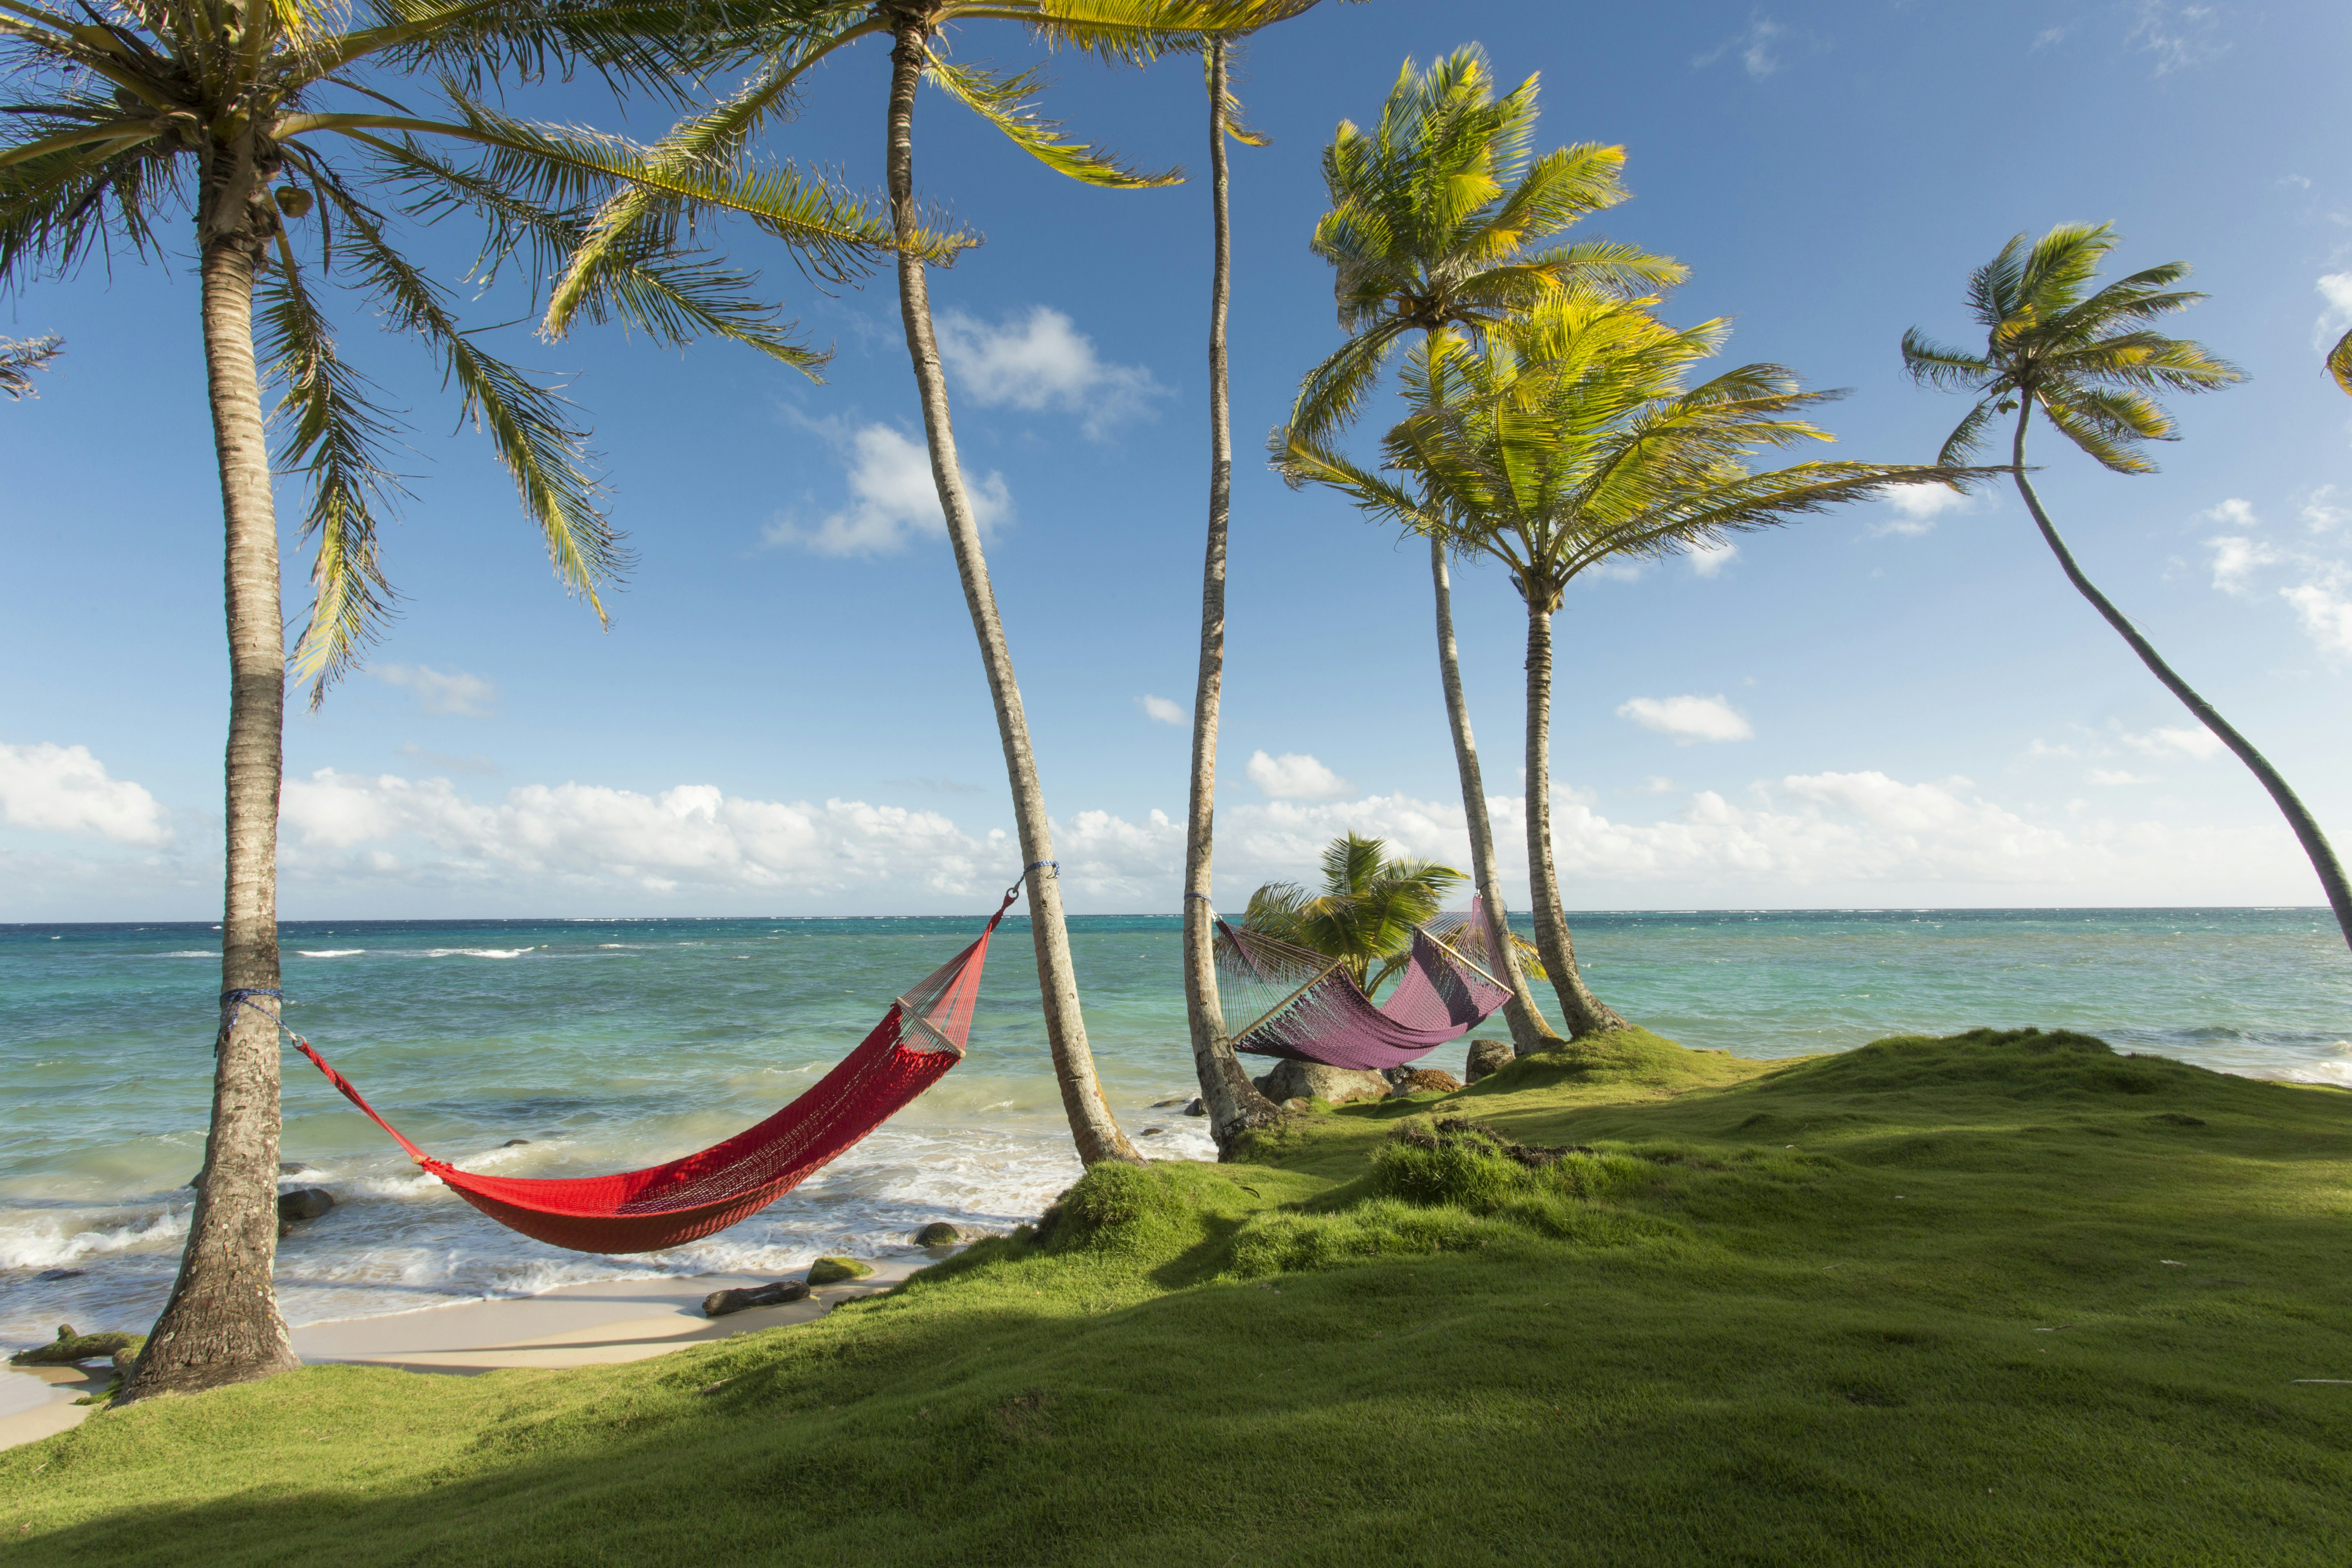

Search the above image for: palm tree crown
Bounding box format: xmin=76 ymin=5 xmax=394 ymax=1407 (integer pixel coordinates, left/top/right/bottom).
xmin=1900 ymin=222 xmax=2242 ymax=471
xmin=1 ymin=0 xmax=911 ymax=699
xmin=1280 ymin=42 xmax=1684 ymax=447
xmin=1289 ymin=296 xmax=1972 ymax=606
xmin=0 ymin=332 xmax=61 ymax=396
xmin=1240 ymin=833 xmax=1465 ymax=990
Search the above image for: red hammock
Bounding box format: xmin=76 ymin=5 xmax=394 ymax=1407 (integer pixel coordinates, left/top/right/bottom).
xmin=298 ymin=891 xmax=1018 ymax=1255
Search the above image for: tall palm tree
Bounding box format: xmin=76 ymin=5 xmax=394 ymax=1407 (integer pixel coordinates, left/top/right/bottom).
xmin=1905 ymin=223 xmax=2349 ymax=954
xmin=1282 ymin=45 xmax=1683 ymax=1042
xmin=1240 ymin=832 xmax=1465 ymax=991
xmin=1181 ymin=37 xmax=1283 ymax=1150
xmin=1285 ymin=301 xmax=1983 ymax=1015
xmin=2 ymin=0 xmax=903 ymax=1401
xmin=550 ymin=0 xmax=1332 ymax=1166
xmin=0 ymin=331 xmax=60 ymax=396
xmin=2329 ymin=328 xmax=2352 ymax=397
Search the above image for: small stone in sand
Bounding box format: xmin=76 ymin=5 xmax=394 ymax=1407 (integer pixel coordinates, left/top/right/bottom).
xmin=702 ymin=1280 xmax=810 ymax=1318
xmin=806 ymin=1256 xmax=874 ymax=1286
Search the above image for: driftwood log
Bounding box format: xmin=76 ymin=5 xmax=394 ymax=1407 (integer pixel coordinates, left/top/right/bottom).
xmin=701 ymin=1280 xmax=811 ymax=1318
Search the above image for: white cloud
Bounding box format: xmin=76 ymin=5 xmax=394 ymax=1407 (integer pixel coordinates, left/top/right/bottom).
xmin=2032 ymin=24 xmax=2069 ymax=49
xmin=2282 ymin=577 xmax=2352 ymax=655
xmin=1687 ymin=539 xmax=1739 ymax=577
xmin=766 ymin=421 xmax=1010 ymax=556
xmin=2089 ymin=769 xmax=2156 ymax=786
xmin=373 ymin=664 xmax=495 ymax=717
xmin=1694 ymin=13 xmax=1785 ymax=78
xmin=2316 ymin=274 xmax=2352 ymax=349
xmin=1870 ymin=482 xmax=1975 ymax=538
xmin=1244 ymin=750 xmax=1353 ymax=801
xmin=934 ymin=307 xmax=1168 ymax=439
xmin=1639 ymin=776 xmax=1675 ymax=794
xmin=1616 ymin=695 xmax=1755 ymax=744
xmin=1139 ymin=695 xmax=1187 ymax=727
xmin=2207 ymin=532 xmax=2278 ymax=594
xmin=2279 ymin=174 xmax=2313 ymax=191
xmin=2119 ymin=724 xmax=2225 ymax=760
xmin=281 ymin=771 xmax=988 ymax=897
xmin=0 ymin=742 xmax=170 ymax=846
xmin=2302 ymin=485 xmax=2349 ymax=533
xmin=2128 ymin=1 xmax=2228 ymax=76
xmin=2202 ymin=497 xmax=2258 ymax=528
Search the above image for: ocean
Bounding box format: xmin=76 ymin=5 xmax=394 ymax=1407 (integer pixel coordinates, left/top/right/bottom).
xmin=3 ymin=908 xmax=2347 ymax=1350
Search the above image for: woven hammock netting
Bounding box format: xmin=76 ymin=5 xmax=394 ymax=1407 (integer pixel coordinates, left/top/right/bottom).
xmin=299 ymin=893 xmax=1016 ymax=1255
xmin=1211 ymin=900 xmax=1514 ymax=1073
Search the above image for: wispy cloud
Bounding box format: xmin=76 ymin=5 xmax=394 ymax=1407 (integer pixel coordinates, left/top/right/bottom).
xmin=765 ymin=418 xmax=1010 ymax=557
xmin=397 ymin=743 xmax=495 ymax=776
xmin=2119 ymin=724 xmax=2224 ymax=760
xmin=1617 ymin=695 xmax=1755 ymax=744
xmin=1871 ymin=483 xmax=1976 ymax=538
xmin=1139 ymin=695 xmax=1187 ymax=727
xmin=373 ymin=664 xmax=495 ymax=717
xmin=1688 ymin=539 xmax=1740 ymax=577
xmin=2314 ymin=273 xmax=2352 ymax=350
xmin=2128 ymin=1 xmax=2229 ymax=76
xmin=935 ymin=306 xmax=1169 ymax=440
xmin=1693 ymin=12 xmax=1788 ymax=78
xmin=2088 ymin=769 xmax=2156 ymax=786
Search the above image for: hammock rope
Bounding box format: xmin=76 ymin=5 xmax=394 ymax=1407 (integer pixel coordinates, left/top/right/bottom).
xmin=1210 ymin=899 xmax=1513 ymax=1073
xmin=287 ymin=884 xmax=1024 ymax=1255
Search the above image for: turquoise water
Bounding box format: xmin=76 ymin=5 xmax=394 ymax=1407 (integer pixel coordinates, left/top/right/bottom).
xmin=3 ymin=908 xmax=2347 ymax=1349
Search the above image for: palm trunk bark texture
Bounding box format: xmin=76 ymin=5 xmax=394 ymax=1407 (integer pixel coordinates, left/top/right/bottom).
xmin=1184 ymin=40 xmax=1283 ymax=1152
xmin=2011 ymin=404 xmax=2352 ymax=954
xmin=120 ymin=186 xmax=300 ymax=1403
xmin=1521 ymin=591 xmax=1629 ymax=1038
xmin=884 ymin=20 xmax=1139 ymax=1164
xmin=1430 ymin=537 xmax=1559 ymax=1053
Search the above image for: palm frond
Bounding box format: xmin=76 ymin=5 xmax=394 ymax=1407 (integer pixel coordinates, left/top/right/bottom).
xmin=923 ymin=52 xmax=1181 ymax=189
xmin=0 ymin=330 xmax=60 ymax=396
xmin=2331 ymin=327 xmax=2352 ymax=398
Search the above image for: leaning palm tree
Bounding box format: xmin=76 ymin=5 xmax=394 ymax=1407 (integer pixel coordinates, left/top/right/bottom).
xmin=1180 ymin=38 xmax=1285 ymax=1151
xmin=1283 ymin=46 xmax=1682 ymax=1043
xmin=2 ymin=0 xmax=909 ymax=1401
xmin=2329 ymin=328 xmax=2352 ymax=397
xmin=1240 ymin=833 xmax=1466 ymax=991
xmin=1905 ymin=223 xmax=2349 ymax=954
xmin=550 ymin=0 xmax=1332 ymax=1167
xmin=1285 ymin=301 xmax=1985 ymax=1015
xmin=0 ymin=331 xmax=60 ymax=396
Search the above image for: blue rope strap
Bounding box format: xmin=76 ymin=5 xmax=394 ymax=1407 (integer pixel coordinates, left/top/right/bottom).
xmin=216 ymin=988 xmax=285 ymax=1052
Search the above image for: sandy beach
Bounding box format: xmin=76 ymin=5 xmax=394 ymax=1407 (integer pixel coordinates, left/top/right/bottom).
xmin=0 ymin=1252 xmax=938 ymax=1452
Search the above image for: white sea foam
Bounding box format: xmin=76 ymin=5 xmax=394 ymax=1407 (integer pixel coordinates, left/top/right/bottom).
xmin=298 ymin=949 xmax=366 ymax=958
xmin=423 ymin=947 xmax=535 ymax=959
xmin=0 ymin=1205 xmax=190 ymax=1271
xmin=160 ymin=950 xmax=212 ymax=958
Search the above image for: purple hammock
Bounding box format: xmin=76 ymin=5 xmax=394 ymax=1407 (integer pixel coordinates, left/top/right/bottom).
xmin=1211 ymin=902 xmax=1514 ymax=1073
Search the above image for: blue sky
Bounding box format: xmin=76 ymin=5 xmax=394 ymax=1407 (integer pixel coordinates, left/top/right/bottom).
xmin=4 ymin=0 xmax=2350 ymax=918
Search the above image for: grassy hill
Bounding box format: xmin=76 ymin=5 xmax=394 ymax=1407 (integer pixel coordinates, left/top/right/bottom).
xmin=4 ymin=1027 xmax=2349 ymax=1566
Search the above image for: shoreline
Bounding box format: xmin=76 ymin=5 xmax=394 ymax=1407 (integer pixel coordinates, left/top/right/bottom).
xmin=1 ymin=1251 xmax=944 ymax=1452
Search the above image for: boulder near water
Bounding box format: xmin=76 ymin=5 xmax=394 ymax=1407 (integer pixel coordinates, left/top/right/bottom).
xmin=1254 ymin=1059 xmax=1390 ymax=1106
xmin=914 ymin=1222 xmax=964 ymax=1246
xmin=1464 ymin=1038 xmax=1515 ymax=1084
xmin=702 ymin=1281 xmax=810 ymax=1318
xmin=806 ymin=1256 xmax=875 ymax=1286
xmin=277 ymin=1187 xmax=334 ymax=1223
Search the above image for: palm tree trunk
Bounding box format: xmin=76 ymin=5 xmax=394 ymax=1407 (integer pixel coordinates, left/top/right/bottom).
xmin=2011 ymin=405 xmax=2352 ymax=954
xmin=883 ymin=20 xmax=1138 ymax=1164
xmin=1522 ymin=592 xmax=1628 ymax=1037
xmin=1430 ymin=536 xmax=1558 ymax=1053
xmin=120 ymin=193 xmax=299 ymax=1404
xmin=1184 ymin=39 xmax=1282 ymax=1153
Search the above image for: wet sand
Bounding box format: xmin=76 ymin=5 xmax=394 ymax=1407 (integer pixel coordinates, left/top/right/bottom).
xmin=2 ymin=1253 xmax=938 ymax=1451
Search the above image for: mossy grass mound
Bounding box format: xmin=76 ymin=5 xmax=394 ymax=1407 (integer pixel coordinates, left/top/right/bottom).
xmin=6 ymin=1027 xmax=2349 ymax=1565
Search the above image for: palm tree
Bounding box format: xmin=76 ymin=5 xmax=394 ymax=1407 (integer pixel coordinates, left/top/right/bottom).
xmin=1240 ymin=832 xmax=1465 ymax=991
xmin=1905 ymin=223 xmax=2349 ymax=955
xmin=2329 ymin=328 xmax=2352 ymax=397
xmin=1284 ymin=301 xmax=1984 ymax=1021
xmin=2 ymin=0 xmax=904 ymax=1401
xmin=1282 ymin=44 xmax=1683 ymax=1045
xmin=1 ymin=332 xmax=60 ymax=396
xmin=1181 ymin=38 xmax=1283 ymax=1151
xmin=550 ymin=0 xmax=1332 ymax=1167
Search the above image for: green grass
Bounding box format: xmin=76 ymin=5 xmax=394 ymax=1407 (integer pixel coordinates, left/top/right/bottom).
xmin=5 ymin=1026 xmax=2350 ymax=1566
